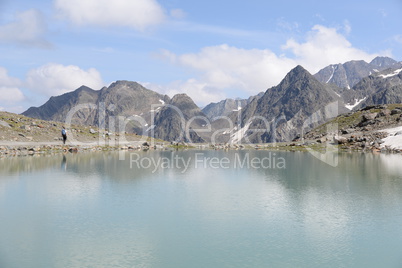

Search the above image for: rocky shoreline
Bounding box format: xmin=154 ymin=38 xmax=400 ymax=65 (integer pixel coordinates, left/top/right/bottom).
xmin=1 ymin=138 xmax=402 ymax=158
xmin=0 ymin=142 xmax=168 ymax=157
xmin=302 ymin=104 xmax=402 ymax=153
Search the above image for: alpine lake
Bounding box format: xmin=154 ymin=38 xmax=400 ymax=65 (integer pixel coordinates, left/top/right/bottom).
xmin=1 ymin=149 xmax=402 ymax=268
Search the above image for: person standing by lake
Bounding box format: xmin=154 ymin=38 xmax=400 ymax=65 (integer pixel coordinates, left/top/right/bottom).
xmin=61 ymin=127 xmax=67 ymax=145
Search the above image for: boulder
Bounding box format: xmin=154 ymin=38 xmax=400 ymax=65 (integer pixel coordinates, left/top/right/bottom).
xmin=341 ymin=128 xmax=355 ymax=135
xmin=154 ymin=144 xmax=164 ymax=150
xmin=20 ymin=125 xmax=31 ymax=131
xmin=292 ymin=134 xmax=301 ymax=141
xmin=0 ymin=120 xmax=11 ymax=128
xmin=333 ymin=135 xmax=348 ymax=144
xmin=359 ymin=120 xmax=375 ymax=128
xmin=376 ymin=109 xmax=391 ymax=117
xmin=361 ymin=126 xmax=373 ymax=131
xmin=68 ymin=147 xmax=78 ymax=153
xmin=362 ymin=113 xmax=377 ymax=121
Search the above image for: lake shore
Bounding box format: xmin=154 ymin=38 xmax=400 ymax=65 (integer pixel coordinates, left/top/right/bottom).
xmin=1 ymin=137 xmax=401 ymax=158
xmin=0 ymin=140 xmax=161 ymax=157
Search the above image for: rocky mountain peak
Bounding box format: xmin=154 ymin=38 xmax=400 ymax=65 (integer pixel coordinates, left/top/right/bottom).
xmin=109 ymin=80 xmax=141 ymax=87
xmin=169 ymin=93 xmax=199 ymax=111
xmin=171 ymin=93 xmax=193 ymax=103
xmin=285 ymin=65 xmax=310 ymax=79
xmin=370 ymin=56 xmax=400 ymax=69
xmin=221 ymin=65 xmax=347 ymax=143
xmin=152 ymin=93 xmax=207 ymax=143
xmin=76 ymin=85 xmax=95 ymax=92
xmin=105 ymin=80 xmax=151 ymax=94
xmin=276 ymin=65 xmax=321 ymax=95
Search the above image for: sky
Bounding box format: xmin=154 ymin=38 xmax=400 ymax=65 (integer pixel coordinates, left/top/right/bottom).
xmin=0 ymin=0 xmax=401 ymax=113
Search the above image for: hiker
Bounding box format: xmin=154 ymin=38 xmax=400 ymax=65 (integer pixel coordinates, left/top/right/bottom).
xmin=61 ymin=127 xmax=67 ymax=144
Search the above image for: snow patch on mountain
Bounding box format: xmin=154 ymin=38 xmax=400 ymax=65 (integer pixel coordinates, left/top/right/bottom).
xmin=379 ymin=68 xmax=402 ymax=79
xmin=230 ymin=121 xmax=252 ymax=144
xmin=326 ymin=65 xmax=335 ymax=83
xmin=345 ymin=97 xmax=366 ymax=110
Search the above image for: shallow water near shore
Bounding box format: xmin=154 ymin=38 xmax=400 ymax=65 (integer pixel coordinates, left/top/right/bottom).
xmin=1 ymin=150 xmax=402 ymax=267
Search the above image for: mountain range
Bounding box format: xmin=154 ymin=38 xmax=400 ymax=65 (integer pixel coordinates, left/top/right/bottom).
xmin=314 ymin=56 xmax=402 ymax=89
xmin=23 ymin=81 xmax=170 ymax=134
xmin=201 ymin=92 xmax=264 ymax=119
xmin=22 ymin=56 xmax=402 ymax=143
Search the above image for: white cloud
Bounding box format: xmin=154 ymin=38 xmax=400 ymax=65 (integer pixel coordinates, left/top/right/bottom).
xmin=26 ymin=63 xmax=104 ymax=97
xmin=0 ymin=67 xmax=21 ymax=87
xmin=0 ymin=87 xmax=25 ymax=102
xmin=0 ymin=9 xmax=50 ymax=48
xmin=54 ymin=0 xmax=166 ymax=30
xmin=0 ymin=105 xmax=24 ymax=113
xmin=161 ymin=44 xmax=295 ymax=95
xmin=157 ymin=45 xmax=296 ymax=105
xmin=282 ymin=25 xmax=381 ymax=73
xmin=157 ymin=24 xmax=387 ymax=105
xmin=0 ymin=67 xmax=24 ymax=104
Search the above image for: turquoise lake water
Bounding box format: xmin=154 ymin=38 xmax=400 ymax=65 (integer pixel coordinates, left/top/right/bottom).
xmin=1 ymin=150 xmax=402 ymax=267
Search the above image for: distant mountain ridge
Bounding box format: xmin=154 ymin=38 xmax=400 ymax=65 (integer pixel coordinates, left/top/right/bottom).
xmin=22 ymin=57 xmax=402 ymax=143
xmin=23 ymin=85 xmax=99 ymax=125
xmin=201 ymin=92 xmax=264 ymax=119
xmin=314 ymin=56 xmax=402 ymax=89
xmin=353 ymin=67 xmax=402 ymax=109
xmin=23 ymin=81 xmax=170 ymax=134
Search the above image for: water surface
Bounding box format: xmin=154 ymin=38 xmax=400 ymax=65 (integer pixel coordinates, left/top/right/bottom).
xmin=1 ymin=150 xmax=402 ymax=267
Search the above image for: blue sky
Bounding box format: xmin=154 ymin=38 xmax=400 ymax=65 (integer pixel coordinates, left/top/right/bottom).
xmin=0 ymin=0 xmax=401 ymax=112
